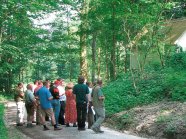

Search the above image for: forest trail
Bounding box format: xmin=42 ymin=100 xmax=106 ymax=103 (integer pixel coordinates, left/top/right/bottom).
xmin=4 ymin=100 xmax=147 ymax=139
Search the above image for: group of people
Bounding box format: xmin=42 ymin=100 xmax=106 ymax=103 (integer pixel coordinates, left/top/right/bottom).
xmin=14 ymin=75 xmax=105 ymax=133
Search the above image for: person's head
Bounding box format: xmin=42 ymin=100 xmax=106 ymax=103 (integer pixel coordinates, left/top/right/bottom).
xmin=17 ymin=82 xmax=23 ymax=88
xmin=78 ymin=75 xmax=85 ymax=84
xmin=34 ymin=80 xmax=38 ymax=85
xmin=66 ymin=82 xmax=74 ymax=89
xmin=97 ymin=78 xmax=103 ymax=86
xmin=54 ymin=80 xmax=60 ymax=87
xmin=43 ymin=80 xmax=50 ymax=88
xmin=57 ymin=78 xmax=64 ymax=86
xmin=37 ymin=80 xmax=43 ymax=87
xmin=27 ymin=84 xmax=33 ymax=90
xmin=86 ymin=81 xmax=92 ymax=88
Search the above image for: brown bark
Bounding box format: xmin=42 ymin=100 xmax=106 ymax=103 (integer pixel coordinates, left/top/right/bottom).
xmin=91 ymin=32 xmax=97 ymax=82
xmin=80 ymin=0 xmax=89 ymax=79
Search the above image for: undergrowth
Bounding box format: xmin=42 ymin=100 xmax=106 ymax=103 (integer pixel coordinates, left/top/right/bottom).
xmin=0 ymin=104 xmax=8 ymax=139
xmin=103 ymin=52 xmax=186 ymax=116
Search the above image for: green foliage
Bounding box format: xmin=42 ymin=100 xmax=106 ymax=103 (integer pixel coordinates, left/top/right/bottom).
xmin=103 ymin=69 xmax=166 ymax=116
xmin=168 ymin=52 xmax=186 ymax=70
xmin=0 ymin=104 xmax=8 ymax=139
xmin=104 ymin=52 xmax=186 ymax=116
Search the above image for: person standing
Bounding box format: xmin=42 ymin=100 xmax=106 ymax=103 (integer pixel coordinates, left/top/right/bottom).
xmin=34 ymin=80 xmax=43 ymax=125
xmin=25 ymin=84 xmax=37 ymax=127
xmin=57 ymin=78 xmax=66 ymax=125
xmin=49 ymin=80 xmax=61 ymax=126
xmin=36 ymin=81 xmax=61 ymax=131
xmin=32 ymin=80 xmax=38 ymax=92
xmin=14 ymin=82 xmax=25 ymax=126
xmin=73 ymin=76 xmax=89 ymax=130
xmin=65 ymin=82 xmax=77 ymax=127
xmin=32 ymin=80 xmax=38 ymax=123
xmin=86 ymin=81 xmax=94 ymax=129
xmin=91 ymin=78 xmax=105 ymax=133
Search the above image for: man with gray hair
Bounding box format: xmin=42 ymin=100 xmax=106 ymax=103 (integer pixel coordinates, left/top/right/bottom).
xmin=91 ymin=78 xmax=105 ymax=133
xmin=25 ymin=84 xmax=36 ymax=127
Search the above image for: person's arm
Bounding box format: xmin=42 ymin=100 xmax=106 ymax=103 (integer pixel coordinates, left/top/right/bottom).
xmin=18 ymin=89 xmax=24 ymax=98
xmin=47 ymin=90 xmax=53 ymax=100
xmin=48 ymin=96 xmax=53 ymax=100
xmin=98 ymin=88 xmax=105 ymax=100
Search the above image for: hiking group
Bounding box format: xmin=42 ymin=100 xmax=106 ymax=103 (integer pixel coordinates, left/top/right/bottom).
xmin=14 ymin=75 xmax=105 ymax=133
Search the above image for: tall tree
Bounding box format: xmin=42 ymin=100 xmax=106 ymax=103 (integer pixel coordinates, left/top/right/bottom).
xmin=79 ymin=0 xmax=90 ymax=79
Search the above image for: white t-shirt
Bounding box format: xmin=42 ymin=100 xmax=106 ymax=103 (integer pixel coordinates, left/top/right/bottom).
xmin=88 ymin=87 xmax=92 ymax=101
xmin=58 ymin=85 xmax=66 ymax=101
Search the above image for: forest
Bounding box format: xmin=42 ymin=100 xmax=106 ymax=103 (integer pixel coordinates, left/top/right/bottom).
xmin=0 ymin=0 xmax=186 ymax=138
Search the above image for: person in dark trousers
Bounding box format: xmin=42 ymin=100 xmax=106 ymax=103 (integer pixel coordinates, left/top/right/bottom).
xmin=73 ymin=76 xmax=89 ymax=130
xmin=57 ymin=78 xmax=66 ymax=125
xmin=86 ymin=81 xmax=94 ymax=129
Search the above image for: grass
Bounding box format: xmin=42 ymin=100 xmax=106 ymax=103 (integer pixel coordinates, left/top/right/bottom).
xmin=0 ymin=103 xmax=8 ymax=139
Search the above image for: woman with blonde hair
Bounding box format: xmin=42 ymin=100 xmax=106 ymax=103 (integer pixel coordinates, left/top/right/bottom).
xmin=65 ymin=82 xmax=77 ymax=127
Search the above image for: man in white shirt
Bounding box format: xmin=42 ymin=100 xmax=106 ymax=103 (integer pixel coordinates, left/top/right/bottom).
xmin=57 ymin=78 xmax=66 ymax=125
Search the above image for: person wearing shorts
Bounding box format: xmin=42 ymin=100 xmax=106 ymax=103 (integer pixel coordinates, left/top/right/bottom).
xmin=36 ymin=81 xmax=62 ymax=131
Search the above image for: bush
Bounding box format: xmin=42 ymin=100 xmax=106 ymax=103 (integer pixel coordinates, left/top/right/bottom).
xmin=103 ymin=52 xmax=186 ymax=116
xmin=0 ymin=104 xmax=8 ymax=139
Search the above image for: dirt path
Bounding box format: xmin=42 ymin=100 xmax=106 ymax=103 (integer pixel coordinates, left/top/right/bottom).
xmin=4 ymin=101 xmax=147 ymax=139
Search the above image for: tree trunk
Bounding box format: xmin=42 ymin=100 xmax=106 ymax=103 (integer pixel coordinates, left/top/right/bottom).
xmin=91 ymin=32 xmax=97 ymax=82
xmin=110 ymin=3 xmax=116 ymax=80
xmin=105 ymin=42 xmax=109 ymax=81
xmin=97 ymin=48 xmax=101 ymax=78
xmin=80 ymin=0 xmax=89 ymax=79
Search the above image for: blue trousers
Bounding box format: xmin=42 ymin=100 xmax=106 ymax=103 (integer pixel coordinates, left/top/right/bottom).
xmin=51 ymin=99 xmax=60 ymax=125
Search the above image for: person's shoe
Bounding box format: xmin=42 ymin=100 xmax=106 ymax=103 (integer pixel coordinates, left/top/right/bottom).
xmin=54 ymin=127 xmax=62 ymax=131
xmin=36 ymin=122 xmax=41 ymax=125
xmin=78 ymin=127 xmax=86 ymax=131
xmin=17 ymin=123 xmax=24 ymax=126
xmin=66 ymin=123 xmax=70 ymax=127
xmin=91 ymin=127 xmax=99 ymax=133
xmin=43 ymin=126 xmax=50 ymax=131
xmin=27 ymin=123 xmax=33 ymax=128
xmin=73 ymin=123 xmax=77 ymax=127
xmin=98 ymin=130 xmax=104 ymax=133
xmin=32 ymin=121 xmax=36 ymax=123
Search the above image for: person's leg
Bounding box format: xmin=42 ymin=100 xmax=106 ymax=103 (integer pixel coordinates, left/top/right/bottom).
xmin=88 ymin=106 xmax=94 ymax=128
xmin=39 ymin=109 xmax=49 ymax=130
xmin=91 ymin=108 xmax=105 ymax=132
xmin=46 ymin=108 xmax=62 ymax=130
xmin=55 ymin=100 xmax=61 ymax=126
xmin=29 ymin=104 xmax=35 ymax=126
xmin=61 ymin=101 xmax=66 ymax=125
xmin=36 ymin=102 xmax=41 ymax=125
xmin=20 ymin=101 xmax=24 ymax=123
xmin=81 ymin=103 xmax=87 ymax=129
xmin=76 ymin=103 xmax=82 ymax=129
xmin=58 ymin=101 xmax=63 ymax=124
xmin=16 ymin=101 xmax=24 ymax=125
xmin=25 ymin=104 xmax=30 ymax=123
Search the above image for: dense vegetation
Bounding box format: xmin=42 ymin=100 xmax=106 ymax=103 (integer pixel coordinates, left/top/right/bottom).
xmin=0 ymin=103 xmax=8 ymax=139
xmin=104 ymin=52 xmax=186 ymax=116
xmin=0 ymin=0 xmax=185 ymax=92
xmin=0 ymin=0 xmax=186 ymax=138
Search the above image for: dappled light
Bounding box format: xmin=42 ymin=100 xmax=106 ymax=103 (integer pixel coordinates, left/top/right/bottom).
xmin=0 ymin=1 xmax=186 ymax=139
